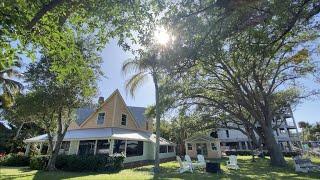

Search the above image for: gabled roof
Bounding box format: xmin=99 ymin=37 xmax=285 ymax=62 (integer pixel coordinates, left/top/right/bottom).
xmin=75 ymin=90 xmax=148 ymax=128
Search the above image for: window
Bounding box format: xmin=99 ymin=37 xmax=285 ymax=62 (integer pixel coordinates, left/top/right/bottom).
xmin=160 ymin=145 xmax=167 ymax=153
xmin=280 ymin=128 xmax=286 ymax=134
xmin=121 ymin=114 xmax=127 ymax=126
xmin=241 ymin=142 xmax=246 ymax=150
xmin=226 ymin=130 xmax=229 ymax=138
xmin=168 ymin=146 xmax=174 ymax=153
xmin=96 ymin=140 xmax=110 ymax=155
xmin=211 ymin=143 xmax=217 ymax=150
xmin=113 ymin=140 xmax=126 ymax=154
xmin=78 ymin=140 xmax=95 ymax=155
xmin=210 ymin=131 xmax=218 ymax=138
xmin=187 ymin=143 xmax=192 ymax=150
xmin=41 ymin=143 xmax=49 ymax=155
xmin=126 ymin=141 xmax=143 ymax=157
xmin=59 ymin=141 xmax=70 ymax=154
xmin=97 ymin=112 xmax=105 ymax=125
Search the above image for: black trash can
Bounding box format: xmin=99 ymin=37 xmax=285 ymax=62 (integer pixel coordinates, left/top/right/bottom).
xmin=206 ymin=162 xmax=221 ymax=173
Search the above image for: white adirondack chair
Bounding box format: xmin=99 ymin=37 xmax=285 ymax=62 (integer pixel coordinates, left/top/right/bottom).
xmin=226 ymin=155 xmax=240 ymax=170
xmin=176 ymin=156 xmax=193 ymax=173
xmin=196 ymin=154 xmax=207 ymax=169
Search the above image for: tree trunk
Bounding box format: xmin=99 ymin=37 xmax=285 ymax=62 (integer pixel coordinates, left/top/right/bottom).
xmin=153 ymin=73 xmax=161 ymax=173
xmin=46 ymin=137 xmax=63 ymax=171
xmin=10 ymin=123 xmax=25 ymax=152
xmin=261 ymin=124 xmax=286 ymax=166
xmin=46 ymin=109 xmax=69 ymax=171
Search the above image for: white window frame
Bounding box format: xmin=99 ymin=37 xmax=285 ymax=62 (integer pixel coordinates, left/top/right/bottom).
xmin=121 ymin=113 xmax=127 ymax=126
xmin=97 ymin=112 xmax=105 ymax=125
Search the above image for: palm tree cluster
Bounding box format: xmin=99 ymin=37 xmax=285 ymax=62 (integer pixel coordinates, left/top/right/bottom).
xmin=0 ymin=63 xmax=23 ymax=109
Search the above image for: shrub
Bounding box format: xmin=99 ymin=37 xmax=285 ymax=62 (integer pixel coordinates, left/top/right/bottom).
xmin=29 ymin=156 xmax=50 ymax=170
xmin=55 ymin=154 xmax=125 ymax=172
xmin=0 ymin=153 xmax=30 ymax=166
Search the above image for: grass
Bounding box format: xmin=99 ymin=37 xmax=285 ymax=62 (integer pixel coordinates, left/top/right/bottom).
xmin=0 ymin=156 xmax=319 ymax=180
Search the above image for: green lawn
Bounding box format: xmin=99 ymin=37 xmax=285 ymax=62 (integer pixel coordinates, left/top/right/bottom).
xmin=1 ymin=156 xmax=319 ymax=180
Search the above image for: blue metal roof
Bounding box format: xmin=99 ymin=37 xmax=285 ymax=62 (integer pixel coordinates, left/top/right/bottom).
xmin=127 ymin=106 xmax=147 ymax=127
xmin=75 ymin=107 xmax=95 ymax=125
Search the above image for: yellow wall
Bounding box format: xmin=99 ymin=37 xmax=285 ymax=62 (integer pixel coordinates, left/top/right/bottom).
xmin=68 ymin=90 xmax=152 ymax=132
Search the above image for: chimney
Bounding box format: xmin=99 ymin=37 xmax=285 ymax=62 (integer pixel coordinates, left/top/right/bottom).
xmin=98 ymin=96 xmax=104 ymax=105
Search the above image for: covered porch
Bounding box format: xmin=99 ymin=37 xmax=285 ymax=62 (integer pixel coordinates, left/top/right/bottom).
xmin=185 ymin=135 xmax=221 ymax=159
xmin=24 ymin=127 xmax=176 ymax=163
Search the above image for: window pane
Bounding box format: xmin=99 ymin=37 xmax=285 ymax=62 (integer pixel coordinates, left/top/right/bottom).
xmin=211 ymin=143 xmax=217 ymax=150
xmin=168 ymin=146 xmax=174 ymax=152
xmin=59 ymin=141 xmax=70 ymax=154
xmin=97 ymin=140 xmax=110 ymax=155
xmin=160 ymin=145 xmax=167 ymax=153
xmin=187 ymin=143 xmax=192 ymax=150
xmin=97 ymin=113 xmax=105 ymax=125
xmin=78 ymin=140 xmax=95 ymax=155
xmin=121 ymin=114 xmax=127 ymax=126
xmin=113 ymin=140 xmax=126 ymax=154
xmin=126 ymin=141 xmax=143 ymax=157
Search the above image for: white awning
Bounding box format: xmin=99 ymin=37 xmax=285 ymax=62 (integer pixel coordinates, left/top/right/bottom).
xmin=24 ymin=127 xmax=175 ymax=145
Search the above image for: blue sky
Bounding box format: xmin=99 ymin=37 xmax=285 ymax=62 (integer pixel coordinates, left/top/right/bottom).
xmin=99 ymin=39 xmax=320 ymax=125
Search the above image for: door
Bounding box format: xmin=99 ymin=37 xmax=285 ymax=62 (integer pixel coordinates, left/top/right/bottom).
xmin=196 ymin=143 xmax=208 ymax=156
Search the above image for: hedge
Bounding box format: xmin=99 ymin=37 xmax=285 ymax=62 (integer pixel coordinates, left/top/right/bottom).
xmin=0 ymin=153 xmax=30 ymax=166
xmin=30 ymin=155 xmax=50 ymax=170
xmin=30 ymin=154 xmax=125 ymax=172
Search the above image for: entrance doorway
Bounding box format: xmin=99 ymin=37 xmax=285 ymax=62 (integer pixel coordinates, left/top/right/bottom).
xmin=196 ymin=143 xmax=208 ymax=156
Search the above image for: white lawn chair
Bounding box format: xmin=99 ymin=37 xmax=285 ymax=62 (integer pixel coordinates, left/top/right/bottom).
xmin=226 ymin=155 xmax=240 ymax=170
xmin=293 ymin=156 xmax=320 ymax=173
xmin=176 ymin=156 xmax=193 ymax=173
xmin=197 ymin=154 xmax=207 ymax=169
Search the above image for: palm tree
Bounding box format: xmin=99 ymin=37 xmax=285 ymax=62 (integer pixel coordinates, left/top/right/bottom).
xmin=122 ymin=50 xmax=163 ymax=173
xmin=0 ymin=64 xmax=23 ymax=109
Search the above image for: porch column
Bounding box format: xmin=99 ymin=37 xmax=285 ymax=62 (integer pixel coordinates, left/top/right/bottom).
xmin=109 ymin=139 xmax=114 ymax=155
xmin=238 ymin=142 xmax=242 ymax=150
xmin=245 ymin=141 xmax=248 ymax=150
xmin=185 ymin=142 xmax=188 ymax=155
xmin=39 ymin=142 xmax=43 ymax=155
xmin=94 ymin=140 xmax=98 ymax=155
xmin=25 ymin=143 xmax=31 ymax=156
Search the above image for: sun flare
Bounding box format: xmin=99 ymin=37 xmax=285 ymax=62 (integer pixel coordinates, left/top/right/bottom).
xmin=154 ymin=26 xmax=171 ymax=45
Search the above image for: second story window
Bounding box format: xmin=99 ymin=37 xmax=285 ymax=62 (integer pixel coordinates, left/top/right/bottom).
xmin=97 ymin=112 xmax=105 ymax=125
xmin=226 ymin=130 xmax=229 ymax=138
xmin=121 ymin=114 xmax=127 ymax=126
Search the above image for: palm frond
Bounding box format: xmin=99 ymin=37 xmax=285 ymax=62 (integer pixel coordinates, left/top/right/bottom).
xmin=1 ymin=78 xmax=23 ymax=95
xmin=122 ymin=58 xmax=149 ymax=76
xmin=125 ymin=71 xmax=149 ymax=97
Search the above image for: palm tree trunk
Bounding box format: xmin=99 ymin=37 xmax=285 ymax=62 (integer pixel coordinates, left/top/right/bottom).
xmin=153 ymin=73 xmax=161 ymax=173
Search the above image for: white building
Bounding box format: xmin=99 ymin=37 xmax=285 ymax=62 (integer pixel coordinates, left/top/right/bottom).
xmin=214 ymin=107 xmax=301 ymax=152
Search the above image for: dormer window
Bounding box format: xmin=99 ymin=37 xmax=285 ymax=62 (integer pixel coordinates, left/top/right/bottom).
xmin=97 ymin=112 xmax=105 ymax=125
xmin=121 ymin=114 xmax=127 ymax=126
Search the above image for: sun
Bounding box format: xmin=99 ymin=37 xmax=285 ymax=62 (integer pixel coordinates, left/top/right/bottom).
xmin=154 ymin=26 xmax=170 ymax=46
